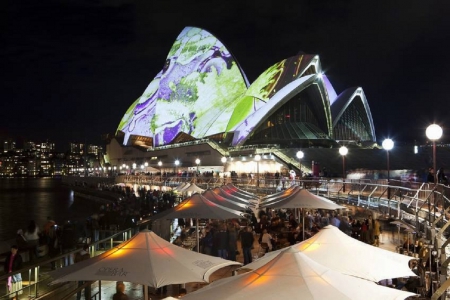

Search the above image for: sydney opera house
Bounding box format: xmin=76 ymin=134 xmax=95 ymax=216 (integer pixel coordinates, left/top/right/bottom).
xmin=105 ymin=26 xmax=377 ymax=176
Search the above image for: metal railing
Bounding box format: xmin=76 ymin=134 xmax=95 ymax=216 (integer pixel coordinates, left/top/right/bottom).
xmin=0 ymin=219 xmax=153 ymax=300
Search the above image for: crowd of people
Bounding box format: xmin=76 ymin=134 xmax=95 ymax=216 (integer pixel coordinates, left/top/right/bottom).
xmin=171 ymin=209 xmax=388 ymax=268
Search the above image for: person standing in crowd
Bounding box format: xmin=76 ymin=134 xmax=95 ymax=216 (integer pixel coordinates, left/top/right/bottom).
xmin=373 ymin=218 xmax=382 ymax=247
xmin=4 ymin=245 xmax=23 ymax=300
xmin=75 ymin=244 xmax=91 ymax=300
xmin=61 ymin=220 xmax=76 ymax=265
xmin=366 ymin=215 xmax=374 ymax=245
xmin=330 ymin=213 xmax=340 ymax=228
xmin=201 ymin=226 xmax=214 ymax=255
xmin=15 ymin=229 xmax=28 ymax=251
xmin=42 ymin=216 xmax=56 ymax=244
xmin=260 ymin=229 xmax=273 ymax=253
xmin=24 ymin=220 xmax=40 ymax=260
xmin=437 ymin=167 xmax=448 ymax=185
xmin=113 ymin=281 xmax=129 ymax=300
xmin=241 ymin=226 xmax=254 ymax=265
xmin=227 ymin=224 xmax=238 ymax=261
xmin=427 ymin=167 xmax=435 ymax=183
xmin=214 ymin=223 xmax=228 ymax=259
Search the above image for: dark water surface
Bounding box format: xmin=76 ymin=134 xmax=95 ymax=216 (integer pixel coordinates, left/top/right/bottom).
xmin=0 ymin=178 xmax=99 ymax=241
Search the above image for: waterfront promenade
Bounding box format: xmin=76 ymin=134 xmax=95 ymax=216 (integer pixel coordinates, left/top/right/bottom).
xmin=2 ymin=176 xmax=445 ymax=299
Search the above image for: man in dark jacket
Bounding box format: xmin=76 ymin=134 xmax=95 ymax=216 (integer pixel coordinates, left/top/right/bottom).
xmin=240 ymin=226 xmax=254 ymax=265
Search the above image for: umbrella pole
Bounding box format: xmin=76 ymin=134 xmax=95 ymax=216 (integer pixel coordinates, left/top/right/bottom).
xmin=302 ymin=209 xmax=305 ymax=241
xmin=144 ymin=284 xmax=149 ymax=300
xmin=196 ymin=218 xmax=200 ymax=253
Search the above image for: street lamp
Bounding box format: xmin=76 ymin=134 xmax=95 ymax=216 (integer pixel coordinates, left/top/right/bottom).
xmin=339 ymin=146 xmax=348 ymax=193
xmin=426 ymin=124 xmax=443 ymax=184
xmin=382 ymin=138 xmax=394 ymax=199
xmin=426 ymin=124 xmax=442 ymax=228
xmin=174 ymin=159 xmax=180 ymax=176
xmin=296 ymin=150 xmax=304 ymax=178
xmin=221 ymin=157 xmax=227 ymax=185
xmin=254 ymin=154 xmax=261 ymax=187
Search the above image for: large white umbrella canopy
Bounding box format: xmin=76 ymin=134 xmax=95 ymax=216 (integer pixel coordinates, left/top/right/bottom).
xmin=183 ymin=183 xmax=205 ymax=193
xmin=173 ymin=182 xmax=188 ymax=192
xmin=243 ymin=225 xmax=416 ymax=282
xmin=260 ymin=188 xmax=344 ymax=210
xmin=202 ymin=189 xmax=249 ymax=211
xmin=178 ymin=183 xmax=192 ymax=192
xmin=213 ymin=187 xmax=255 ymax=207
xmin=49 ymin=230 xmax=240 ymax=288
xmin=182 ymin=247 xmax=415 ymax=300
xmin=222 ymin=184 xmax=259 ymax=200
xmin=153 ymin=193 xmax=245 ymax=220
xmin=260 ymin=185 xmax=300 ymax=203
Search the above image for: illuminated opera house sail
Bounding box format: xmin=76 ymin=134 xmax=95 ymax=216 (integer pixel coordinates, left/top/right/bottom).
xmin=116 ymin=26 xmax=376 ymax=149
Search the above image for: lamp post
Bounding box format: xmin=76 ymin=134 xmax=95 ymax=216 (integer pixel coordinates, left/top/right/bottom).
xmin=254 ymin=154 xmax=261 ymax=187
xmin=195 ymin=158 xmax=200 ymax=181
xmin=339 ymin=146 xmax=348 ymax=193
xmin=174 ymin=160 xmax=180 ymax=177
xmin=296 ymin=151 xmax=304 ymax=179
xmin=426 ymin=124 xmax=443 ymax=227
xmin=426 ymin=124 xmax=443 ymax=184
xmin=221 ymin=157 xmax=227 ymax=185
xmin=382 ymin=138 xmax=394 ymax=199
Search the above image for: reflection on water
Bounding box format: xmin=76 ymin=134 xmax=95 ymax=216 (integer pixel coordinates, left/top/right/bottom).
xmin=0 ymin=178 xmax=100 ymax=241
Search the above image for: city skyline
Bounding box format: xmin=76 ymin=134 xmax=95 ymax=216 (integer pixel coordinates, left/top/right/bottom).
xmin=2 ymin=1 xmax=450 ymax=147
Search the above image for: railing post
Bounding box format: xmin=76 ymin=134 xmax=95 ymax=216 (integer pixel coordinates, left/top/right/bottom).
xmin=34 ymin=266 xmax=39 ymax=297
xmin=28 ymin=268 xmax=32 ymax=298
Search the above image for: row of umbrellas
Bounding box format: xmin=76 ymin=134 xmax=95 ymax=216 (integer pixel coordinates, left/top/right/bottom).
xmin=49 ymin=227 xmax=416 ymax=300
xmin=48 ymin=184 xmax=417 ymax=299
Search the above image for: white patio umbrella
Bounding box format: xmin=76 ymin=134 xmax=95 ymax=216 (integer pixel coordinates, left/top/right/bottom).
xmin=222 ymin=184 xmax=259 ymax=200
xmin=152 ymin=193 xmax=246 ymax=252
xmin=243 ymin=225 xmax=416 ymax=282
xmin=202 ymin=189 xmax=249 ymax=211
xmin=182 ymin=247 xmax=415 ymax=300
xmin=260 ymin=188 xmax=343 ymax=210
xmin=213 ymin=187 xmax=255 ymax=206
xmin=49 ymin=230 xmax=240 ymax=300
xmin=174 ymin=182 xmax=189 ymax=192
xmin=183 ymin=183 xmax=205 ymax=194
xmin=260 ymin=188 xmax=344 ymax=240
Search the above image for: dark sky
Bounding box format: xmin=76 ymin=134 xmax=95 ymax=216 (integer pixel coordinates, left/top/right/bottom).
xmin=2 ymin=0 xmax=450 ymax=150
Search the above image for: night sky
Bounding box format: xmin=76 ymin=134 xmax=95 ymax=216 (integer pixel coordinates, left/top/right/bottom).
xmin=2 ymin=0 xmax=450 ymax=150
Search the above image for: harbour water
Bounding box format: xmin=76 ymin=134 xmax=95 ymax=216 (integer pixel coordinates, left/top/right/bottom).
xmin=0 ymin=178 xmax=100 ymax=241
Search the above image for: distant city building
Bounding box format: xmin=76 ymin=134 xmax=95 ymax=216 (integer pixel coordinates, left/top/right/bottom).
xmin=0 ymin=139 xmax=103 ymax=177
xmin=3 ymin=139 xmax=16 ymax=153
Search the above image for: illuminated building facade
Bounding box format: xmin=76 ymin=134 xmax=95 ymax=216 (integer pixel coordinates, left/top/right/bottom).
xmin=116 ymin=27 xmax=376 ymax=150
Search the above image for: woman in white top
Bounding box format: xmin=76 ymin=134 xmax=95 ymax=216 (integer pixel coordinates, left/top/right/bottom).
xmin=24 ymin=220 xmax=40 ymax=259
xmin=261 ymin=229 xmax=273 ymax=252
